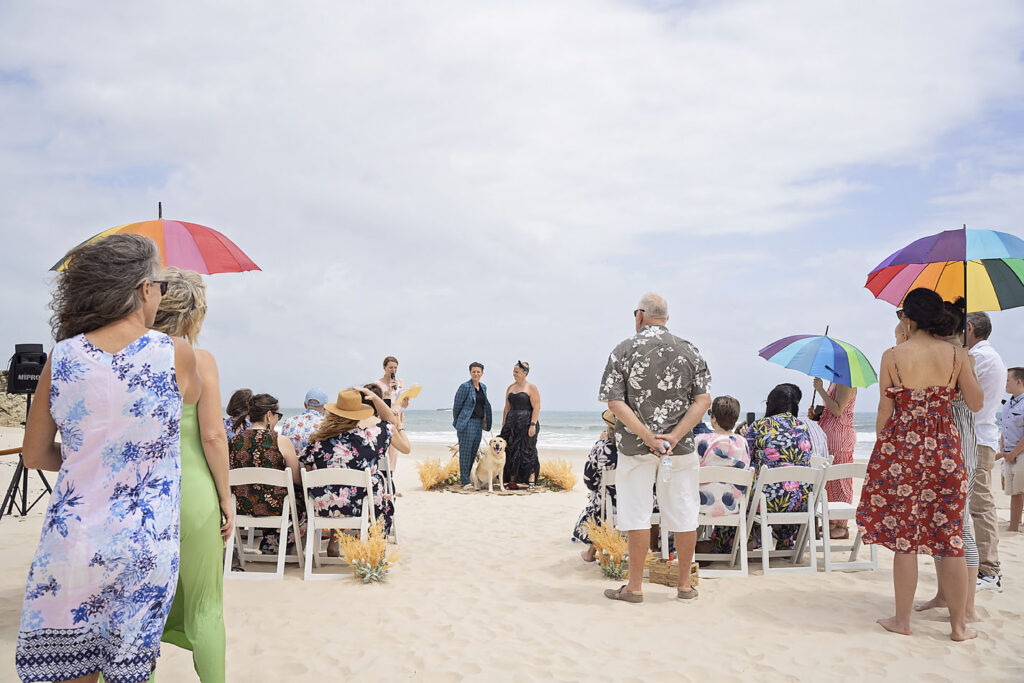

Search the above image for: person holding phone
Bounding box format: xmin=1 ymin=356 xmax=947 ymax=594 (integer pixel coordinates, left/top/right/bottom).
xmin=599 ymin=292 xmax=711 ymax=604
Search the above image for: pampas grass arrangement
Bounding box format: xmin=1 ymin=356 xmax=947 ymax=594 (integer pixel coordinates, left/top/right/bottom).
xmin=538 ymin=458 xmax=577 ymax=490
xmin=335 ymin=519 xmax=400 ymax=583
xmin=580 ymin=517 xmax=630 ymax=579
xmin=416 ymin=455 xmax=461 ymax=490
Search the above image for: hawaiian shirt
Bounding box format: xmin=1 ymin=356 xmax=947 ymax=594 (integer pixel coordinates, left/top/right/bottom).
xmin=279 ymin=409 xmax=325 ymax=455
xmin=599 ymin=324 xmax=711 ymax=456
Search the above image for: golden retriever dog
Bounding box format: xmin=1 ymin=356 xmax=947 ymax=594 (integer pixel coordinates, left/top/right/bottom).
xmin=471 ymin=436 xmax=507 ymax=492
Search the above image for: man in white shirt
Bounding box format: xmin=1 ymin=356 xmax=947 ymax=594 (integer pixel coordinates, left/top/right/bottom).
xmin=967 ymin=312 xmax=1007 ymax=591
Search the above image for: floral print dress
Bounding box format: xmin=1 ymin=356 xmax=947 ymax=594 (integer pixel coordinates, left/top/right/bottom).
xmin=299 ymin=422 xmax=394 ymax=535
xmin=228 ymin=428 xmax=303 ymax=552
xmin=856 ymin=358 xmax=966 ymax=557
xmin=17 ymin=331 xmax=182 ymax=683
xmin=572 ymin=436 xmax=618 ymax=543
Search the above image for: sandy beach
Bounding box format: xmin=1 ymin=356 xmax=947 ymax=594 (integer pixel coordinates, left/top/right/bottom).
xmin=1 ymin=436 xmax=1022 ymax=681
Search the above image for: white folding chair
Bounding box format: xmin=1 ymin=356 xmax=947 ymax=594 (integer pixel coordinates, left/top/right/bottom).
xmin=746 ymin=465 xmax=821 ymax=574
xmin=224 ymin=467 xmax=304 ymax=580
xmin=301 ymin=467 xmax=375 ymax=581
xmin=809 ymin=454 xmax=833 ymax=470
xmin=694 ymin=466 xmax=754 ymax=577
xmin=599 ymin=469 xmax=616 ymax=528
xmin=379 ymin=455 xmax=398 ymax=544
xmin=813 ymin=462 xmax=878 ymax=572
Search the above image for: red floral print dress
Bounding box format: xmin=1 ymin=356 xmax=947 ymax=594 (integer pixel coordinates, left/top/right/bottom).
xmin=856 ymin=353 xmax=967 ymax=557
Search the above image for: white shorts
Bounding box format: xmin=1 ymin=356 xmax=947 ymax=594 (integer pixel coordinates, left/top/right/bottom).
xmin=615 ymin=451 xmax=700 ymax=533
xmin=1003 ymin=455 xmax=1024 ymax=496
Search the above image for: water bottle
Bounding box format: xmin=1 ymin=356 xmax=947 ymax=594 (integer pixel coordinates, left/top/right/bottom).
xmin=659 ymin=442 xmax=672 ymax=483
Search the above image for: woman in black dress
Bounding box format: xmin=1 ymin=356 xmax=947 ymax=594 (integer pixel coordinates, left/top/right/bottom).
xmin=500 ymin=360 xmax=541 ymax=489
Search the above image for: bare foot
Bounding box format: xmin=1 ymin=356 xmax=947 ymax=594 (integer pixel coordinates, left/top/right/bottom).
xmin=965 ymin=611 xmax=983 ymax=624
xmin=915 ymin=595 xmax=947 ymax=612
xmin=877 ymin=617 xmax=911 ymax=636
xmin=580 ymin=547 xmax=596 ymax=563
xmin=951 ymin=627 xmax=978 ymax=642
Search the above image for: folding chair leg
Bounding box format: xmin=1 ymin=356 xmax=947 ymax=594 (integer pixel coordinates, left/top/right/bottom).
xmin=761 ymin=518 xmax=771 ymax=571
xmin=823 ymin=508 xmax=833 ymax=573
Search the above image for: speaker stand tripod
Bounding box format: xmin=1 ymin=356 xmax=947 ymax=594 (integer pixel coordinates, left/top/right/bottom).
xmin=0 ymin=393 xmax=52 ymax=521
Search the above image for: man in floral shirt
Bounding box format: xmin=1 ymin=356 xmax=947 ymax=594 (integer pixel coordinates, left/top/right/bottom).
xmin=599 ymin=292 xmax=711 ymax=604
xmin=279 ymin=387 xmax=328 ymax=455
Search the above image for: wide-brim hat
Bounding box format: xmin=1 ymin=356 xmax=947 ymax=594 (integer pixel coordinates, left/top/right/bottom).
xmin=325 ymin=389 xmax=375 ymax=420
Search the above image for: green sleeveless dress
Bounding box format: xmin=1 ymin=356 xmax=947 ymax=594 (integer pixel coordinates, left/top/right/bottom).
xmin=159 ymin=403 xmax=226 ymax=681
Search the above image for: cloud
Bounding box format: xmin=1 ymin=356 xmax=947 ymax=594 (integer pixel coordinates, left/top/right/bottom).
xmin=1 ymin=1 xmax=1024 ymax=413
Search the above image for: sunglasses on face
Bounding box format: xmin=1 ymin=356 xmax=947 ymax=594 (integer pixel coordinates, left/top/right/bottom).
xmin=151 ymin=280 xmax=169 ymax=296
xmin=272 ymin=411 xmax=283 ymax=420
xmin=633 ymin=308 xmax=645 ymax=317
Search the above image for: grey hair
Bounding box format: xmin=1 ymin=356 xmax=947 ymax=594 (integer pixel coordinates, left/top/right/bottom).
xmin=967 ymin=312 xmax=992 ymax=340
xmin=637 ymin=292 xmax=668 ymax=319
xmin=50 ymin=234 xmax=161 ymax=341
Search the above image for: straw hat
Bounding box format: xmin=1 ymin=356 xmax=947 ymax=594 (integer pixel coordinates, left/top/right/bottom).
xmin=601 ymin=409 xmax=616 ymax=427
xmin=325 ymin=389 xmax=375 ymax=420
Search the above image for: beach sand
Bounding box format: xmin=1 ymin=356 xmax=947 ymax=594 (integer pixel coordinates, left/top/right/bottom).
xmin=1 ymin=437 xmax=1023 ymax=681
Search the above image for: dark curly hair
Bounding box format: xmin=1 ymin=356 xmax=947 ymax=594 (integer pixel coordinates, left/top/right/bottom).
xmin=237 ymin=393 xmax=279 ymax=430
xmin=226 ymin=388 xmax=253 ymax=421
xmin=902 ymin=288 xmax=959 ymax=337
xmin=50 ymin=234 xmax=161 ymax=341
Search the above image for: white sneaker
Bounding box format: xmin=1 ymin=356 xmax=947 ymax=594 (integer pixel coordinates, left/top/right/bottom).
xmin=462 ymin=483 xmax=474 ymax=490
xmin=976 ymin=575 xmax=1003 ymax=592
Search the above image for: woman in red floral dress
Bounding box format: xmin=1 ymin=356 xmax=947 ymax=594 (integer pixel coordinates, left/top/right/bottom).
xmin=857 ymin=288 xmax=983 ymax=642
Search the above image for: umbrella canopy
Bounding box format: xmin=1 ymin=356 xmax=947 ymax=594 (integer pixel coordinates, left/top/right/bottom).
xmin=51 ymin=219 xmax=260 ymax=274
xmin=865 ymin=227 xmax=1024 ymax=312
xmin=759 ymin=334 xmax=878 ymax=388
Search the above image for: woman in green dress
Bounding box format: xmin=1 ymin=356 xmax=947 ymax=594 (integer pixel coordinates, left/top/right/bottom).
xmin=152 ymin=267 xmax=233 ymax=682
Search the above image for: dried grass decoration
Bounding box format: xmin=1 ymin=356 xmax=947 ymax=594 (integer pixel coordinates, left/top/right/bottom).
xmin=335 ymin=519 xmax=400 ymax=583
xmin=538 ymin=458 xmax=577 ymax=490
xmin=580 ymin=517 xmax=629 ymax=579
xmin=416 ymin=454 xmax=461 ymax=490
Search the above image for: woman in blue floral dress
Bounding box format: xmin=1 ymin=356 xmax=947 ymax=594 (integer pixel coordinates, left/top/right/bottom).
xmin=712 ymin=384 xmax=812 ymax=553
xmin=299 ymin=388 xmax=410 ymax=540
xmin=18 ymin=234 xmax=201 ymax=683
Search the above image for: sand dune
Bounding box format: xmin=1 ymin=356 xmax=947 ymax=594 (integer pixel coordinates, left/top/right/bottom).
xmin=1 ymin=440 xmax=1022 ymax=681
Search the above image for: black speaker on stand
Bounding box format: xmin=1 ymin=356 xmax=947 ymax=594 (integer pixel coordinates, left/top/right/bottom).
xmin=1 ymin=344 xmax=53 ymax=521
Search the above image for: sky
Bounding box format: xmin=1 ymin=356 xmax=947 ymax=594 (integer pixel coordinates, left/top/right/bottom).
xmin=2 ymin=1 xmax=1024 ymax=416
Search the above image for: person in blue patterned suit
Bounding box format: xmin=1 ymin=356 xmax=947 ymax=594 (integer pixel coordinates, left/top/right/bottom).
xmin=452 ymin=362 xmax=492 ymax=489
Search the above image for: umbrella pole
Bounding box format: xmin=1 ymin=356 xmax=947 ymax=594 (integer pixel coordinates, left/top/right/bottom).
xmin=158 ymin=201 xmax=162 ymax=219
xmin=810 ymin=325 xmax=829 ymax=410
xmin=963 ymin=224 xmax=968 ymax=342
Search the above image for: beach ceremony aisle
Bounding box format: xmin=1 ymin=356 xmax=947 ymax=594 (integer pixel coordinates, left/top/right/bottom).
xmin=2 ymin=440 xmax=1023 ymax=681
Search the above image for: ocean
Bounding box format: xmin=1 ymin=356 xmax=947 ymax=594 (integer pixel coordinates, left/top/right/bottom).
xmin=282 ymin=408 xmax=880 ymax=457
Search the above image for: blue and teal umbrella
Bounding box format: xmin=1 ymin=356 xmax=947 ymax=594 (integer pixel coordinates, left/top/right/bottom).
xmin=758 ymin=335 xmax=878 ymax=388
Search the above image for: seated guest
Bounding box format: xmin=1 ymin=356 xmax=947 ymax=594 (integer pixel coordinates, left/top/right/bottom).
xmin=573 ymin=410 xmax=619 ymax=561
xmin=228 ymin=393 xmax=302 ymax=554
xmin=224 ymin=387 xmax=252 ymax=441
xmin=803 ymin=404 xmax=832 ymax=464
xmin=280 ymin=387 xmax=328 ymax=455
xmin=717 ymin=384 xmax=813 ymax=551
xmin=696 ymin=396 xmax=750 ymax=517
xmin=299 ymin=388 xmax=411 ymax=545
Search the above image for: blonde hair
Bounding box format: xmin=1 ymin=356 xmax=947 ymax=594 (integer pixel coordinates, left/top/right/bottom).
xmin=310 ymin=412 xmax=361 ymax=442
xmin=152 ymin=267 xmax=207 ymax=344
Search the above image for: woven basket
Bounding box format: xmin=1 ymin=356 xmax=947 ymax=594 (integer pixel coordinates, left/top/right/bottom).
xmin=644 ymin=555 xmax=699 ymax=588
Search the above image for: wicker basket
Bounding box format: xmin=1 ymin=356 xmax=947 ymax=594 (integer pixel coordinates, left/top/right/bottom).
xmin=644 ymin=555 xmax=699 ymax=588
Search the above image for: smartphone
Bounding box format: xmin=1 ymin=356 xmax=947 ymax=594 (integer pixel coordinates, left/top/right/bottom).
xmin=746 ymin=411 xmax=756 ymax=425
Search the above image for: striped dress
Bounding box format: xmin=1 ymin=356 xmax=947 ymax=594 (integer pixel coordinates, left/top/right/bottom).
xmin=820 ymin=384 xmax=857 ymax=503
xmin=951 ymin=396 xmax=979 ymax=567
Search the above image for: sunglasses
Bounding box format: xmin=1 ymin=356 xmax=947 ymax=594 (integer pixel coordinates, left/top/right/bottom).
xmin=151 ymin=280 xmax=169 ymax=296
xmin=633 ymin=308 xmax=645 ymax=317
xmin=895 ymin=309 xmax=905 ymax=320
xmin=271 ymin=411 xmax=283 ymax=420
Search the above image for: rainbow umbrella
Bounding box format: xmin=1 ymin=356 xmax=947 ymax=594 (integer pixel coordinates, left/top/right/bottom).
xmin=759 ymin=335 xmax=878 ymax=388
xmin=865 ymin=226 xmax=1024 ymax=312
xmin=51 ymin=216 xmax=259 ymax=274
